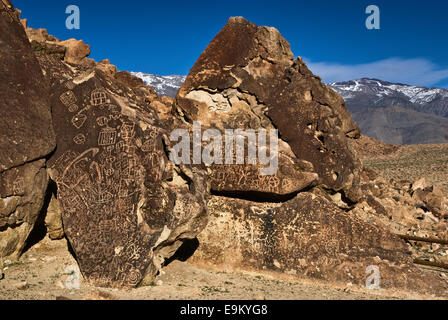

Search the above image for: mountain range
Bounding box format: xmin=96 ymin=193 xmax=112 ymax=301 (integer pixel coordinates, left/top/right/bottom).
xmin=131 ymin=72 xmax=186 ymax=98
xmin=132 ymin=73 xmax=448 ymax=145
xmin=330 ymin=78 xmax=448 ymax=144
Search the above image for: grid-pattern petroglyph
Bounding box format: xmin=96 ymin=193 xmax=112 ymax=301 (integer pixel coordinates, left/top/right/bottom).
xmin=60 ymin=90 xmax=77 ymax=107
xmin=90 ymin=88 xmax=108 ymax=106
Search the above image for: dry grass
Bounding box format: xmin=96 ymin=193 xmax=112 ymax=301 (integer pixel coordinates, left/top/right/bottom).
xmin=361 ymin=143 xmax=448 ymax=194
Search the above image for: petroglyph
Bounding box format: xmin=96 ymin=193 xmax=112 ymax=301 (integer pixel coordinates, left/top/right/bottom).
xmin=41 ymin=63 xmax=209 ymax=288
xmin=71 ymin=113 xmax=87 ymax=129
xmin=73 ymin=133 xmax=86 ymax=145
xmin=60 ymin=90 xmax=77 ymax=106
xmin=91 ymin=88 xmax=108 ymax=106
xmin=98 ymin=127 xmax=117 ymax=146
xmin=68 ymin=104 xmax=78 ymax=113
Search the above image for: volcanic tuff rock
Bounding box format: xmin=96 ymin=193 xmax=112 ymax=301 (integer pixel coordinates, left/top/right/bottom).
xmin=33 ymin=39 xmax=209 ymax=288
xmin=175 ymin=16 xmax=362 ymax=202
xmin=174 ymin=17 xmax=448 ymax=296
xmin=191 ymin=192 xmax=448 ymax=295
xmin=0 ymin=0 xmax=56 ymax=259
xmin=44 ymin=192 xmax=64 ymax=240
xmin=348 ymin=164 xmax=448 ymax=271
xmin=22 ymin=17 xmax=92 ymax=66
xmin=12 ymin=13 xmax=207 ymax=288
xmin=3 ymin=3 xmax=448 ymax=295
xmin=58 ymin=39 xmax=91 ymax=65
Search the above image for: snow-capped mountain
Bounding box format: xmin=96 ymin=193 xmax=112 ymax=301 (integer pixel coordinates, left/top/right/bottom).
xmin=329 ymin=79 xmax=448 ymax=144
xmin=329 ymin=78 xmax=448 ymax=118
xmin=131 ymin=72 xmax=186 ymax=98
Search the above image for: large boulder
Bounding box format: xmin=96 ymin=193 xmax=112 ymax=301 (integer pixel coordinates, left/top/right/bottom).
xmin=175 ymin=17 xmax=362 ymax=202
xmin=191 ymin=192 xmax=448 ymax=296
xmin=0 ymin=0 xmax=55 ymax=259
xmin=36 ymin=51 xmax=209 ymax=288
xmin=58 ymin=38 xmax=90 ymax=64
xmin=174 ymin=17 xmax=448 ymax=297
xmin=22 ymin=22 xmax=91 ymax=66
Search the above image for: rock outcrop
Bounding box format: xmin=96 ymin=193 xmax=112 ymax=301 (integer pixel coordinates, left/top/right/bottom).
xmin=3 ymin=4 xmax=448 ymax=296
xmin=7 ymin=11 xmax=208 ymax=288
xmin=350 ymin=167 xmax=448 ymax=274
xmin=0 ymin=0 xmax=55 ymax=260
xmin=191 ymin=192 xmax=448 ymax=294
xmin=32 ymin=50 xmax=209 ymax=287
xmin=175 ymin=16 xmax=362 ymax=202
xmin=58 ymin=38 xmax=90 ymax=64
xmin=22 ymin=18 xmax=91 ymax=66
xmin=173 ymin=17 xmax=448 ymax=296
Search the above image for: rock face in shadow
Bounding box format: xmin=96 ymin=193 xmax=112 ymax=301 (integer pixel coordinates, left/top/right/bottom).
xmin=36 ymin=52 xmax=209 ymax=288
xmin=0 ymin=0 xmax=55 ymax=259
xmin=0 ymin=2 xmax=55 ymax=171
xmin=175 ymin=16 xmax=362 ymax=202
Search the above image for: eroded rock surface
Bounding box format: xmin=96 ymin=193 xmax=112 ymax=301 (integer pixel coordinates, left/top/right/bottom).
xmin=36 ymin=52 xmax=209 ymax=288
xmin=175 ymin=17 xmax=362 ymax=201
xmin=174 ymin=17 xmax=448 ymax=296
xmin=0 ymin=0 xmax=55 ymax=259
xmin=5 ymin=7 xmax=447 ymax=296
xmin=349 ymin=167 xmax=448 ymax=274
xmin=23 ymin=21 xmax=92 ymax=66
xmin=191 ymin=193 xmax=448 ymax=296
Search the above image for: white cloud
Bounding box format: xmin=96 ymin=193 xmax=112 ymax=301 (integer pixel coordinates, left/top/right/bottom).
xmin=305 ymin=57 xmax=448 ymax=88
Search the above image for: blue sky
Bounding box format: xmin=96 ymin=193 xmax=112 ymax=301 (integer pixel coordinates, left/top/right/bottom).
xmin=15 ymin=0 xmax=448 ymax=88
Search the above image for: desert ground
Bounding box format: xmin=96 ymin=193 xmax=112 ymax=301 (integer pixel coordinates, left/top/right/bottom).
xmin=0 ymin=234 xmax=435 ymax=300
xmin=361 ymin=143 xmax=448 ymax=194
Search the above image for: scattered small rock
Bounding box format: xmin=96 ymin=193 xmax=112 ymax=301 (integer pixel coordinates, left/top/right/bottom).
xmin=412 ymin=178 xmax=427 ymax=191
xmin=16 ymin=281 xmax=28 ymax=290
xmin=55 ymin=280 xmax=65 ymax=289
xmin=82 ymin=289 xmax=117 ymax=300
